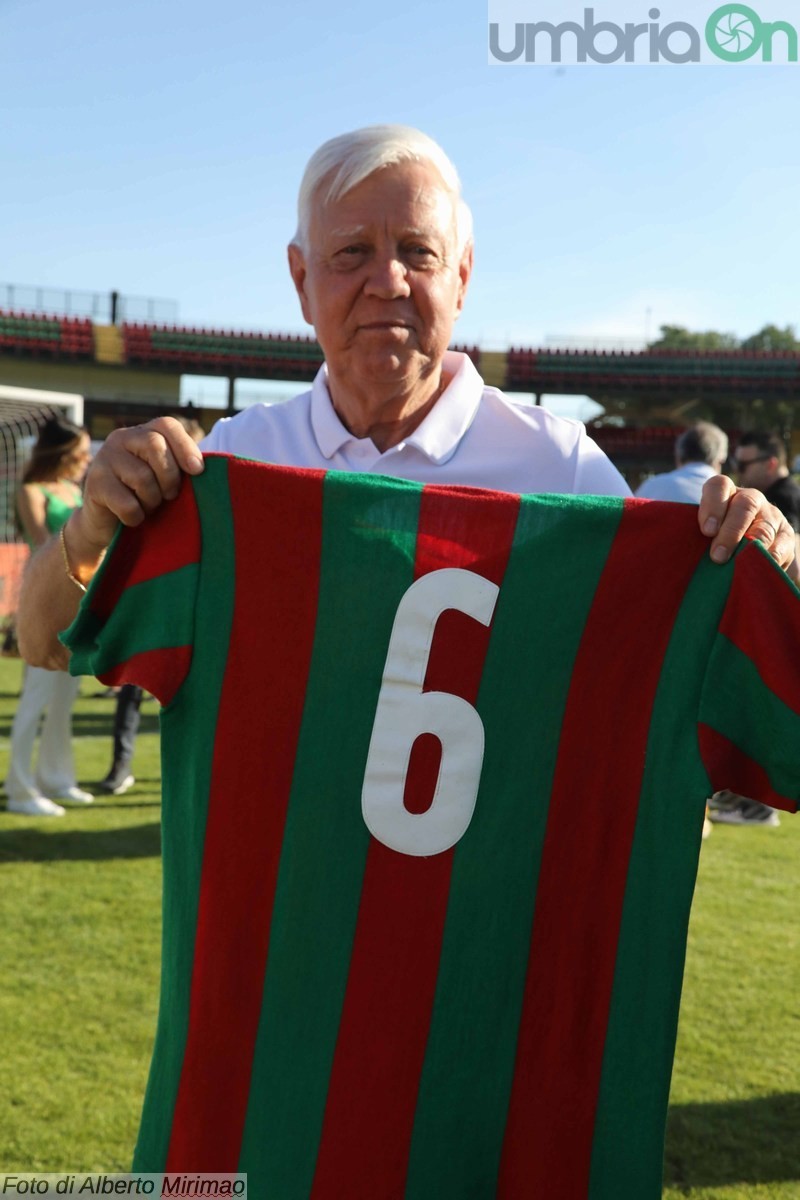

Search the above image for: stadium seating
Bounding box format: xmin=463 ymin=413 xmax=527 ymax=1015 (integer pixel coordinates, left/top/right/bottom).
xmin=505 ymin=346 xmax=800 ymax=394
xmin=121 ymin=324 xmax=326 ymax=379
xmin=452 ymin=344 xmax=481 ymax=370
xmin=0 ymin=311 xmax=93 ymax=359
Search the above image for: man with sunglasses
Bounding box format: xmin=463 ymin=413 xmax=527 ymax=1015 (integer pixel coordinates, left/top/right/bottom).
xmin=734 ymin=431 xmax=800 ymax=538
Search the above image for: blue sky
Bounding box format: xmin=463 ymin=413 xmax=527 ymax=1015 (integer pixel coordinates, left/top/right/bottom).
xmin=2 ymin=0 xmax=799 ymax=364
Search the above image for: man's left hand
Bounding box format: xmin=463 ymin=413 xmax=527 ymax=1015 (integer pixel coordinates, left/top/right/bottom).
xmin=698 ymin=475 xmax=796 ymax=569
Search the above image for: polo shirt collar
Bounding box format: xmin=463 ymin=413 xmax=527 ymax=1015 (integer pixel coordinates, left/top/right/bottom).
xmin=310 ymin=350 xmax=483 ymax=464
xmin=679 ymin=462 xmax=716 ymax=480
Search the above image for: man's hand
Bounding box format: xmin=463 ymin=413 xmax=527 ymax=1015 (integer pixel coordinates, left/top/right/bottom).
xmin=698 ymin=475 xmax=796 ymax=570
xmin=17 ymin=417 xmax=204 ymax=670
xmin=70 ymin=416 xmax=205 ymax=568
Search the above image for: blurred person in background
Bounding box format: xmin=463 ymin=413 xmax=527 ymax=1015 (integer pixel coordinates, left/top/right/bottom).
xmin=733 ymin=431 xmax=800 ymax=536
xmin=5 ymin=417 xmax=94 ymax=816
xmin=636 ymin=421 xmax=729 ymax=503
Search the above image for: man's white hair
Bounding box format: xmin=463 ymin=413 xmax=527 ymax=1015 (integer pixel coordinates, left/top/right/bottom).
xmin=292 ymin=124 xmax=473 ymax=254
xmin=676 ymin=421 xmax=729 ymax=468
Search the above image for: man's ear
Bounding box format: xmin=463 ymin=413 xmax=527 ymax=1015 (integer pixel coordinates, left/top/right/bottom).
xmin=287 ymin=243 xmax=314 ymax=326
xmin=455 ymin=242 xmax=474 ymax=318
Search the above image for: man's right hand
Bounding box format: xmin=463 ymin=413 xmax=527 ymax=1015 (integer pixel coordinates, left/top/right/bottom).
xmin=18 ymin=417 xmax=205 ymax=670
xmin=68 ymin=416 xmax=205 ymax=570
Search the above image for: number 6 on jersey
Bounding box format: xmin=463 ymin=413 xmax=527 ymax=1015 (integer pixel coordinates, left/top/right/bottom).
xmin=361 ymin=568 xmax=500 ymax=857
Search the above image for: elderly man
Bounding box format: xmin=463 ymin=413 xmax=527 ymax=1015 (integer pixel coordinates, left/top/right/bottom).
xmin=17 ymin=127 xmax=796 ymax=664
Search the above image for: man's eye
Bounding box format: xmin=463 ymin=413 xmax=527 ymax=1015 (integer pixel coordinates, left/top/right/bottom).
xmin=406 ymin=246 xmax=437 ymax=263
xmin=331 ymin=246 xmax=367 ymax=269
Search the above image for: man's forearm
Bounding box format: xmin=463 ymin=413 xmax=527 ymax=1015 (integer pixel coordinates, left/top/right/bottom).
xmin=17 ymin=517 xmax=105 ymax=670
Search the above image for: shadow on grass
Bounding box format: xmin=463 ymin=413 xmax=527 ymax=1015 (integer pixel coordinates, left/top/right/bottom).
xmin=0 ymin=710 xmax=161 ymax=740
xmin=665 ymin=1093 xmax=800 ymax=1187
xmin=76 ymin=774 xmax=161 ymax=793
xmin=75 ymin=710 xmax=160 ymax=734
xmin=0 ymin=822 xmax=161 ymax=862
xmin=72 ymin=797 xmax=162 ymax=810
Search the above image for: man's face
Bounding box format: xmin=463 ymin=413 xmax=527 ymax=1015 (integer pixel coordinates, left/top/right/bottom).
xmin=734 ymin=447 xmax=778 ymax=491
xmin=288 ymin=161 xmax=472 ymax=398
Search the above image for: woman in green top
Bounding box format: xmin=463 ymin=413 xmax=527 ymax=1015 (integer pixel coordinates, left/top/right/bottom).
xmin=6 ymin=418 xmax=93 ymax=816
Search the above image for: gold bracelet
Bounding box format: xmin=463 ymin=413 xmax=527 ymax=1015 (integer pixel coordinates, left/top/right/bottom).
xmin=59 ymin=526 xmax=87 ymax=594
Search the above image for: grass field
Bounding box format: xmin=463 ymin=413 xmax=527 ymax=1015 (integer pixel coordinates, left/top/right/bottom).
xmin=0 ymin=657 xmax=797 ymax=1196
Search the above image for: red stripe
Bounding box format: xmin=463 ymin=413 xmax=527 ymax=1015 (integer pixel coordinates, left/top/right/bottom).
xmin=92 ymin=476 xmax=201 ymax=620
xmin=497 ymin=498 xmax=705 ymax=1199
xmin=310 ymin=484 xmax=520 ymax=1199
xmin=166 ymin=459 xmax=325 ymax=1169
xmin=720 ymin=543 xmax=800 ymax=716
xmin=98 ymin=644 xmax=191 ymax=706
xmin=698 ymin=723 xmax=797 ymax=813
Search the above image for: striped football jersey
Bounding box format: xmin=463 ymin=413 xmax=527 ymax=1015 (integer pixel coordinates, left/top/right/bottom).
xmin=63 ymin=454 xmax=800 ymax=1200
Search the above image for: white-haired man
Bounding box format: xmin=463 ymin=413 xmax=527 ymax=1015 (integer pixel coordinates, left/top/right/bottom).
xmin=636 ymin=421 xmax=729 ymax=503
xmin=17 ymin=125 xmax=797 ymax=664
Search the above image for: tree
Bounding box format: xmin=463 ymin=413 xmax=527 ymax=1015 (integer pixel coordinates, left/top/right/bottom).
xmin=739 ymin=324 xmax=799 ymax=353
xmin=648 ymin=324 xmax=739 ymax=351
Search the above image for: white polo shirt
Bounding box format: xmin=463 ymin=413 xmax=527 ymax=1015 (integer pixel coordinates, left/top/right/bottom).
xmin=635 ymin=462 xmax=716 ymax=504
xmin=202 ymin=351 xmax=631 ymax=498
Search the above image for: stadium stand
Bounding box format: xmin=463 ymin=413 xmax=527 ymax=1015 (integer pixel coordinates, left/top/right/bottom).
xmin=587 ymin=424 xmax=685 ymax=458
xmin=122 ymin=325 xmax=327 ymax=379
xmin=506 ymin=346 xmax=800 ymax=395
xmin=0 ymin=311 xmax=94 ymax=360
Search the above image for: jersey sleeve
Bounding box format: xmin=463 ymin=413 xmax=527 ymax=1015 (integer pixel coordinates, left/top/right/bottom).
xmin=60 ymin=475 xmax=201 ymax=706
xmin=698 ymin=540 xmax=800 ymax=813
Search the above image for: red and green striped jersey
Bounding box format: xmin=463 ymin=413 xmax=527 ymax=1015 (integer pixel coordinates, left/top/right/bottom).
xmin=63 ymin=454 xmax=800 ymax=1200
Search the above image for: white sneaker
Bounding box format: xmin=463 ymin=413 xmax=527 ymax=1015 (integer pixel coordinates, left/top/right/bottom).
xmin=59 ymin=786 xmax=94 ymax=804
xmin=7 ymin=795 xmax=66 ymax=817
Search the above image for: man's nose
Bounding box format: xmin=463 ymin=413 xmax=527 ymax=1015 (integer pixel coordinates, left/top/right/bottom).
xmin=363 ymin=252 xmax=411 ymax=298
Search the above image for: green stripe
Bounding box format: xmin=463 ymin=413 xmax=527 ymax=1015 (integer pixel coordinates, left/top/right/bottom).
xmin=66 ymin=565 xmax=198 ymax=678
xmin=238 ymin=471 xmax=422 ymax=1195
xmin=404 ymin=493 xmax=625 ymax=1198
xmin=700 ymin=634 xmax=800 ymax=801
xmin=588 ymin=554 xmax=732 ymax=1199
xmin=133 ymin=458 xmax=236 ymax=1168
xmin=61 ymin=523 xmax=125 ymax=670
